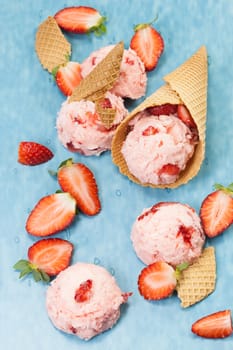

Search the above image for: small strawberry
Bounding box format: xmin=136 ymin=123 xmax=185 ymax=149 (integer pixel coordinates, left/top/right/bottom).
xmin=177 ymin=104 xmax=197 ymax=129
xmin=147 ymin=104 xmax=178 ymax=116
xmin=26 ymin=192 xmax=76 ymax=237
xmin=191 ymin=310 xmax=233 ymax=338
xmin=13 ymin=238 xmax=73 ymax=282
xmin=53 ymin=61 xmax=82 ymax=96
xmin=57 ymin=159 xmax=101 ymax=216
xmin=18 ymin=141 xmax=53 ymax=166
xmin=138 ymin=261 xmax=188 ymax=300
xmin=200 ymin=183 xmax=233 ymax=238
xmin=130 ymin=18 xmax=164 ymax=71
xmin=74 ymin=279 xmax=93 ymax=302
xmin=54 ymin=6 xmax=107 ymax=35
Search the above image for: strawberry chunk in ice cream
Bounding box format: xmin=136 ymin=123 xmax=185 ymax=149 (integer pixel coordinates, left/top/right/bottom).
xmin=81 ymin=45 xmax=147 ymax=99
xmin=131 ymin=202 xmax=205 ymax=266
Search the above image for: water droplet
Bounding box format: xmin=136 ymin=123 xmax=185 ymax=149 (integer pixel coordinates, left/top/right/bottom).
xmin=110 ymin=267 xmax=115 ymax=276
xmin=115 ymin=189 xmax=121 ymax=196
xmin=204 ymin=157 xmax=209 ymax=166
xmin=28 ymin=279 xmax=31 ymax=287
xmin=94 ymin=257 xmax=100 ymax=265
xmin=13 ymin=167 xmax=18 ymax=175
xmin=47 ymin=139 xmax=51 ymax=145
xmin=39 ymin=9 xmax=43 ymax=18
xmin=27 ymin=208 xmax=31 ymax=214
xmin=14 ymin=236 xmax=20 ymax=244
xmin=166 ymin=188 xmax=171 ymax=194
xmin=65 ymin=229 xmax=71 ymax=240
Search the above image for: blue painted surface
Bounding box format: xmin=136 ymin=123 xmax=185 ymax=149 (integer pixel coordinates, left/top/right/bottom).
xmin=1 ymin=0 xmax=233 ymax=349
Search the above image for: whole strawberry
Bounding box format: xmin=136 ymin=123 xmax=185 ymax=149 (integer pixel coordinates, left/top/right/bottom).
xmin=18 ymin=141 xmax=53 ymax=166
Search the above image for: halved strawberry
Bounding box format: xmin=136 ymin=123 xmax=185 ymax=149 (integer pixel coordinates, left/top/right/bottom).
xmin=26 ymin=192 xmax=76 ymax=237
xmin=57 ymin=159 xmax=101 ymax=216
xmin=177 ymin=104 xmax=197 ymax=129
xmin=53 ymin=61 xmax=82 ymax=96
xmin=147 ymin=104 xmax=178 ymax=116
xmin=13 ymin=238 xmax=73 ymax=282
xmin=138 ymin=261 xmax=177 ymax=300
xmin=18 ymin=141 xmax=53 ymax=166
xmin=191 ymin=310 xmax=233 ymax=338
xmin=130 ymin=20 xmax=164 ymax=71
xmin=54 ymin=6 xmax=107 ymax=35
xmin=200 ymin=184 xmax=233 ymax=238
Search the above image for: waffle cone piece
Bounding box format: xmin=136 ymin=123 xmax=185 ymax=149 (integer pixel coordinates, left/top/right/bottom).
xmin=112 ymin=46 xmax=208 ymax=188
xmin=35 ymin=16 xmax=71 ymax=73
xmin=176 ymin=247 xmax=216 ymax=308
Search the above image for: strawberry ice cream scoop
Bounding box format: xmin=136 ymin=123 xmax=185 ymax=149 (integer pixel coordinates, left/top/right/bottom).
xmin=81 ymin=46 xmax=147 ymax=99
xmin=121 ymin=112 xmax=196 ymax=185
xmin=131 ymin=202 xmax=205 ymax=266
xmin=46 ymin=262 xmax=130 ymax=340
xmin=56 ymin=92 xmax=128 ymax=156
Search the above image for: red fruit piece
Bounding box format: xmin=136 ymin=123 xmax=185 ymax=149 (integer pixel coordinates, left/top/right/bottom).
xmin=177 ymin=104 xmax=197 ymax=129
xmin=130 ymin=20 xmax=164 ymax=71
xmin=18 ymin=141 xmax=53 ymax=166
xmin=138 ymin=261 xmax=177 ymax=300
xmin=57 ymin=159 xmax=101 ymax=216
xmin=74 ymin=279 xmax=93 ymax=302
xmin=26 ymin=192 xmax=76 ymax=237
xmin=200 ymin=186 xmax=233 ymax=238
xmin=99 ymin=98 xmax=112 ymax=109
xmin=54 ymin=61 xmax=82 ymax=96
xmin=191 ymin=310 xmax=233 ymax=339
xmin=158 ymin=164 xmax=180 ymax=176
xmin=142 ymin=126 xmax=159 ymax=136
xmin=54 ymin=6 xmax=107 ymax=35
xmin=147 ymin=104 xmax=178 ymax=116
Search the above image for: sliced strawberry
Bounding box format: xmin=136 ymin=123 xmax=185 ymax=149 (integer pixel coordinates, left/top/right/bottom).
xmin=192 ymin=310 xmax=233 ymax=338
xmin=142 ymin=126 xmax=159 ymax=136
xmin=26 ymin=192 xmax=76 ymax=237
xmin=130 ymin=21 xmax=164 ymax=71
xmin=18 ymin=141 xmax=53 ymax=166
xmin=200 ymin=185 xmax=233 ymax=238
xmin=138 ymin=261 xmax=177 ymax=300
xmin=13 ymin=238 xmax=73 ymax=282
xmin=54 ymin=6 xmax=107 ymax=35
xmin=74 ymin=279 xmax=93 ymax=302
xmin=54 ymin=61 xmax=82 ymax=96
xmin=57 ymin=159 xmax=101 ymax=216
xmin=158 ymin=164 xmax=180 ymax=176
xmin=177 ymin=104 xmax=197 ymax=129
xmin=147 ymin=104 xmax=178 ymax=116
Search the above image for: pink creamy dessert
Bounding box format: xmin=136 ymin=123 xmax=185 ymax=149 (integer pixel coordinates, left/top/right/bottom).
xmin=121 ymin=111 xmax=197 ymax=185
xmin=56 ymin=91 xmax=128 ymax=156
xmin=131 ymin=202 xmax=205 ymax=266
xmin=81 ymin=45 xmax=147 ymax=99
xmin=46 ymin=262 xmax=131 ymax=340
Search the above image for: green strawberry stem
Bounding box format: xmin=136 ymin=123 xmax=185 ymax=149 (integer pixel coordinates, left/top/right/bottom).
xmin=13 ymin=259 xmax=50 ymax=283
xmin=89 ymin=16 xmax=107 ymax=36
xmin=214 ymin=183 xmax=233 ymax=196
xmin=133 ymin=15 xmax=158 ymax=32
xmin=175 ymin=262 xmax=189 ymax=280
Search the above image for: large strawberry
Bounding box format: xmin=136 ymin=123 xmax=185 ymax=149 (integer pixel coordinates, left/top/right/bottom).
xmin=54 ymin=6 xmax=107 ymax=35
xmin=53 ymin=61 xmax=82 ymax=96
xmin=26 ymin=192 xmax=76 ymax=237
xmin=13 ymin=238 xmax=73 ymax=282
xmin=57 ymin=159 xmax=101 ymax=216
xmin=200 ymin=183 xmax=233 ymax=238
xmin=192 ymin=310 xmax=233 ymax=338
xmin=130 ymin=19 xmax=164 ymax=71
xmin=18 ymin=141 xmax=53 ymax=166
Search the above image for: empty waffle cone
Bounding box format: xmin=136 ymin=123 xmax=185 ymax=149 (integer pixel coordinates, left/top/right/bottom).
xmin=112 ymin=46 xmax=208 ymax=188
xmin=176 ymin=247 xmax=216 ymax=308
xmin=35 ymin=16 xmax=71 ymax=73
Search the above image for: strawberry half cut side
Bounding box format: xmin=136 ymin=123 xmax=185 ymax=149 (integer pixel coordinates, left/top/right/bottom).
xmin=26 ymin=192 xmax=77 ymax=237
xmin=53 ymin=61 xmax=82 ymax=96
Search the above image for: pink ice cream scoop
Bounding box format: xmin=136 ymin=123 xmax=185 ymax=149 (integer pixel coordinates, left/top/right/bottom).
xmin=56 ymin=91 xmax=128 ymax=156
xmin=121 ymin=111 xmax=197 ymax=185
xmin=131 ymin=202 xmax=205 ymax=266
xmin=46 ymin=262 xmax=131 ymax=340
xmin=81 ymin=45 xmax=147 ymax=99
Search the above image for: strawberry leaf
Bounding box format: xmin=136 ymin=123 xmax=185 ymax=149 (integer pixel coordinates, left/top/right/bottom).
xmin=58 ymin=158 xmax=74 ymax=170
xmin=175 ymin=262 xmax=189 ymax=280
xmin=214 ymin=183 xmax=233 ymax=196
xmin=13 ymin=259 xmax=50 ymax=283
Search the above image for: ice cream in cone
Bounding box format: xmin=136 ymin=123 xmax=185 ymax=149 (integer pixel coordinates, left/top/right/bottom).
xmin=112 ymin=46 xmax=208 ymax=188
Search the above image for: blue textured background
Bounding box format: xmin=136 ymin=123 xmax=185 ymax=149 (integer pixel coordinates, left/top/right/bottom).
xmin=1 ymin=1 xmax=233 ymax=349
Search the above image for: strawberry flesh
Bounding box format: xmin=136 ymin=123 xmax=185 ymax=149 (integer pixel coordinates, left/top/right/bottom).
xmin=26 ymin=192 xmax=76 ymax=237
xmin=200 ymin=190 xmax=233 ymax=238
xmin=158 ymin=164 xmax=180 ymax=176
xmin=18 ymin=141 xmax=53 ymax=166
xmin=138 ymin=261 xmax=177 ymax=300
xmin=147 ymin=104 xmax=178 ymax=116
xmin=55 ymin=61 xmax=82 ymax=96
xmin=58 ymin=162 xmax=101 ymax=216
xmin=74 ymin=279 xmax=93 ymax=302
xmin=177 ymin=104 xmax=197 ymax=129
xmin=28 ymin=238 xmax=73 ymax=276
xmin=191 ymin=310 xmax=233 ymax=338
xmin=142 ymin=126 xmax=159 ymax=136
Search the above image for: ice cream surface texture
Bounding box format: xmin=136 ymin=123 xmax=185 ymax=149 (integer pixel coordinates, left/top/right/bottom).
xmin=81 ymin=45 xmax=147 ymax=99
xmin=46 ymin=263 xmax=130 ymax=340
xmin=121 ymin=112 xmax=196 ymax=185
xmin=131 ymin=202 xmax=205 ymax=266
xmin=56 ymin=91 xmax=128 ymax=156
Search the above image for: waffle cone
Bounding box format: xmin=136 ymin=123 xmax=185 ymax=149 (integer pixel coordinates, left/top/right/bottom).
xmin=96 ymin=101 xmax=116 ymax=128
xmin=176 ymin=247 xmax=216 ymax=308
xmin=112 ymin=46 xmax=208 ymax=188
xmin=35 ymin=16 xmax=71 ymax=73
xmin=69 ymin=41 xmax=124 ymax=104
